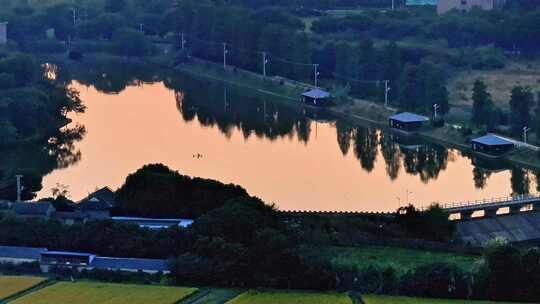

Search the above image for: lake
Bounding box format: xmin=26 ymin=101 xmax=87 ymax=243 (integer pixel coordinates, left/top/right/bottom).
xmin=36 ymin=69 xmax=537 ymax=212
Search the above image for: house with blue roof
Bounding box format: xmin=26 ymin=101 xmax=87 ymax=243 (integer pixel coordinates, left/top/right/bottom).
xmin=388 ymin=112 xmax=430 ymax=132
xmin=0 ymin=245 xmax=171 ymax=274
xmin=0 ymin=245 xmax=47 ymax=265
xmin=301 ymin=89 xmax=332 ymax=107
xmin=471 ymin=134 xmax=515 ymax=155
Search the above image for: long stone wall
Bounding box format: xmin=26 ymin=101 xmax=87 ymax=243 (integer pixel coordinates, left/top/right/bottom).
xmin=456 ymin=211 xmax=540 ymax=245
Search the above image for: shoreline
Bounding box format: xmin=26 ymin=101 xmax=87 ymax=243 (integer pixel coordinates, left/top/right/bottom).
xmin=39 ymin=52 xmax=540 ymax=171
xmin=175 ymin=60 xmax=540 ymax=171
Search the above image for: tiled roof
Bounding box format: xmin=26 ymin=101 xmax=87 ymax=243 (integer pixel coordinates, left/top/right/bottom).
xmin=389 ymin=112 xmax=429 ymax=123
xmin=14 ymin=202 xmax=53 ymax=216
xmin=0 ymin=245 xmax=46 ymax=259
xmin=302 ymin=89 xmax=330 ymax=99
xmin=472 ymin=134 xmax=514 ymax=146
xmin=78 ymin=187 xmax=117 ymax=210
xmin=42 ymin=251 xmax=95 ymax=257
xmin=91 ymin=257 xmax=170 ymax=272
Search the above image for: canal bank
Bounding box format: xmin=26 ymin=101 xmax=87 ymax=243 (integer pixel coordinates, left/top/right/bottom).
xmin=173 ymin=58 xmax=540 ymax=171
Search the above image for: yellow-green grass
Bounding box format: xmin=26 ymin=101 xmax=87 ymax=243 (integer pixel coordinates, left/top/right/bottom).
xmin=227 ymin=290 xmax=352 ymax=304
xmin=363 ymin=295 xmax=517 ymax=304
xmin=325 ymin=246 xmax=480 ymax=273
xmin=448 ymin=61 xmax=540 ymax=111
xmin=0 ymin=275 xmax=47 ymax=300
xmin=11 ymin=281 xmax=197 ymax=304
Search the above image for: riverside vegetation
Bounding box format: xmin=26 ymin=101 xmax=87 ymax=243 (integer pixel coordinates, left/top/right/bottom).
xmin=0 ymin=164 xmax=539 ymax=302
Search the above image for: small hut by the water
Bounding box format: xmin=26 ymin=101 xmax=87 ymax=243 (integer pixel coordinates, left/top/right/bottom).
xmin=471 ymin=134 xmax=515 ymax=155
xmin=301 ymin=89 xmax=331 ymax=106
xmin=388 ymin=112 xmax=429 ymax=132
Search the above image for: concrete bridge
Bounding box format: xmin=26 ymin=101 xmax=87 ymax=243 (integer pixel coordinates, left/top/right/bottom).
xmin=434 ymin=194 xmax=540 ymax=220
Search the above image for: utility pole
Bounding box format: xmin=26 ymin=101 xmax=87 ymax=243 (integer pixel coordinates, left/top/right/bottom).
xmin=384 ymin=80 xmax=391 ymax=108
xmin=392 ymin=0 xmax=395 ymax=10
xmin=523 ymin=126 xmax=531 ymax=144
xmin=71 ymin=8 xmax=76 ymax=26
xmin=406 ymin=189 xmax=412 ymax=205
xmin=15 ymin=175 xmax=23 ymax=202
xmin=314 ymin=64 xmax=319 ymax=87
xmin=181 ymin=33 xmax=186 ymax=50
xmin=262 ymin=52 xmax=268 ymax=77
xmin=433 ymin=103 xmax=440 ymax=119
xmin=223 ymin=43 xmax=228 ymax=70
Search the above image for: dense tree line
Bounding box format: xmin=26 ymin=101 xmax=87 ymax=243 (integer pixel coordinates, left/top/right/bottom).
xmin=0 ymin=195 xmax=335 ymax=289
xmin=0 ymin=0 xmax=447 ymax=114
xmin=116 ymin=164 xmax=249 ymax=218
xmin=0 ymin=53 xmax=84 ymax=143
xmin=4 ymin=174 xmax=540 ymax=302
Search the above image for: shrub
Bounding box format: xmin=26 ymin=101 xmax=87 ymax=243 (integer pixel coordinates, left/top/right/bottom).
xmin=0 ymin=73 xmax=17 ymax=89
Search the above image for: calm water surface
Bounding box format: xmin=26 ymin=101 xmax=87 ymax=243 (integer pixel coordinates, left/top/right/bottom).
xmin=38 ymin=79 xmax=536 ymax=212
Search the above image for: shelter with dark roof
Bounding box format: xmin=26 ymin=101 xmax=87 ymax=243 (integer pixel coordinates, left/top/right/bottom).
xmin=471 ymin=134 xmax=515 ymax=155
xmin=0 ymin=245 xmax=47 ymax=264
xmin=388 ymin=112 xmax=429 ymax=132
xmin=14 ymin=202 xmax=55 ymax=219
xmin=301 ymin=89 xmax=331 ymax=106
xmin=40 ymin=251 xmax=96 ymax=272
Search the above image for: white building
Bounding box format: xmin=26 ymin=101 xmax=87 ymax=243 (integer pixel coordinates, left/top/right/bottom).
xmin=0 ymin=22 xmax=7 ymax=45
xmin=437 ymin=0 xmax=506 ymax=14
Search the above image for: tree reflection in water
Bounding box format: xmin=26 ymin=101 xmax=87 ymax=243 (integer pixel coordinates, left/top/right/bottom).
xmin=30 ymin=60 xmax=540 ymax=204
xmin=0 ymin=124 xmax=86 ymax=200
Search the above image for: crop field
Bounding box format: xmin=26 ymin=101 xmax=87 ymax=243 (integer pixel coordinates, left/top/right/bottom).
xmin=11 ymin=281 xmax=197 ymax=304
xmin=0 ymin=275 xmax=47 ymax=300
xmin=363 ymin=295 xmax=517 ymax=304
xmin=325 ymin=246 xmax=480 ymax=273
xmin=227 ymin=290 xmax=353 ymax=304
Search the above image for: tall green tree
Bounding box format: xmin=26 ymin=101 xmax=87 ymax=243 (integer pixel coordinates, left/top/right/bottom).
xmin=105 ymin=0 xmax=126 ymax=13
xmin=471 ymin=79 xmax=492 ymax=126
xmin=509 ymin=86 xmax=534 ymax=137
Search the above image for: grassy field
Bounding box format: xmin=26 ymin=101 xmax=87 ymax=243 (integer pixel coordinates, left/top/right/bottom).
xmin=182 ymin=288 xmax=242 ymax=304
xmin=11 ymin=282 xmax=197 ymax=304
xmin=226 ymin=290 xmax=353 ymax=304
xmin=363 ymin=295 xmax=517 ymax=304
xmin=325 ymin=246 xmax=480 ymax=273
xmin=0 ymin=276 xmax=47 ymax=300
xmin=448 ymin=61 xmax=540 ymax=111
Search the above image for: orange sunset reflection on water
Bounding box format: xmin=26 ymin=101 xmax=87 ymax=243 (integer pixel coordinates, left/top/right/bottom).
xmin=38 ymin=81 xmax=529 ymax=212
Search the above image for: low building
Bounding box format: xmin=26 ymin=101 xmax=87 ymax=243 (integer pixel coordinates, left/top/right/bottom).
xmin=40 ymin=251 xmax=96 ymax=272
xmin=77 ymin=187 xmax=117 ymax=220
xmin=407 ymin=0 xmax=437 ymax=6
xmin=14 ymin=202 xmax=56 ymax=220
xmin=0 ymin=245 xmax=171 ymax=274
xmin=112 ymin=217 xmax=194 ymax=229
xmin=0 ymin=22 xmax=7 ymax=45
xmin=91 ymin=257 xmax=170 ymax=274
xmin=53 ymin=211 xmax=86 ymax=225
xmin=301 ymin=89 xmax=332 ymax=107
xmin=388 ymin=112 xmax=429 ymax=132
xmin=0 ymin=246 xmax=46 ymax=265
xmin=437 ymin=0 xmax=506 ymax=14
xmin=77 ymin=198 xmax=111 ymax=220
xmin=471 ymin=134 xmax=514 ymax=155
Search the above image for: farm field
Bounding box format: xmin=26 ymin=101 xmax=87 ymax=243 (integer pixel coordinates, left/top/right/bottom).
xmin=324 ymin=246 xmax=480 ymax=273
xmin=11 ymin=281 xmax=197 ymax=304
xmin=181 ymin=288 xmax=241 ymax=304
xmin=363 ymin=295 xmax=518 ymax=304
xmin=226 ymin=290 xmax=352 ymax=304
xmin=0 ymin=275 xmax=47 ymax=300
